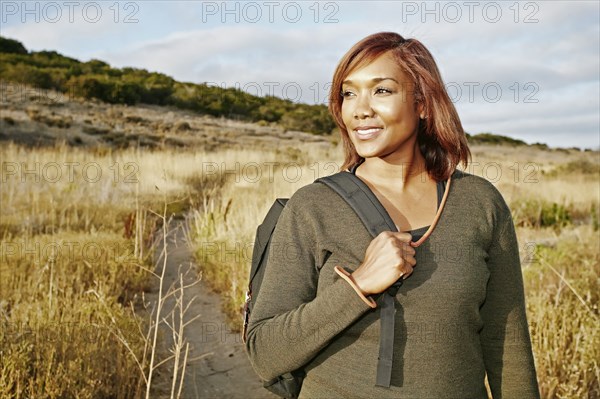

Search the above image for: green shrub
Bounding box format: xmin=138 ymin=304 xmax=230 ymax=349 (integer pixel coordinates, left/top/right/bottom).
xmin=545 ymin=159 xmax=600 ymax=177
xmin=466 ymin=132 xmax=528 ymax=146
xmin=512 ymin=198 xmax=572 ymax=230
xmin=0 ymin=37 xmax=28 ymax=54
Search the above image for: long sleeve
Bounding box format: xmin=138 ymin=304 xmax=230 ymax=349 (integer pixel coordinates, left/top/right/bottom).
xmin=480 ymin=205 xmax=541 ymax=398
xmin=244 ymin=198 xmax=375 ymax=382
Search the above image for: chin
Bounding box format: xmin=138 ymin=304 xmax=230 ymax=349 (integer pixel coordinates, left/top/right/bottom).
xmin=353 ymin=143 xmax=387 ymax=159
xmin=355 ymin=150 xmax=383 ymax=160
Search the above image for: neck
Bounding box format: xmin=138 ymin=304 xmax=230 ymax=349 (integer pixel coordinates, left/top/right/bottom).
xmin=359 ymin=144 xmax=429 ymax=191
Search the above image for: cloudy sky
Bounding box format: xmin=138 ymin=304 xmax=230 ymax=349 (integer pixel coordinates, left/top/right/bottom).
xmin=2 ymin=0 xmax=599 ymax=149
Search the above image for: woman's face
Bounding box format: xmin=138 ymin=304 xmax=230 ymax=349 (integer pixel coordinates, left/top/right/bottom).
xmin=341 ymin=51 xmax=423 ymax=162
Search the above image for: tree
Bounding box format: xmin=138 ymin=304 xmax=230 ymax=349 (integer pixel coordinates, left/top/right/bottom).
xmin=0 ymin=36 xmax=28 ymax=54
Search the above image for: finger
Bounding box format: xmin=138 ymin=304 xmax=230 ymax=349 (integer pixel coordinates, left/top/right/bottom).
xmin=394 ymin=232 xmax=413 ymax=243
xmin=402 ymin=265 xmax=415 ymax=278
xmin=401 ymin=242 xmax=416 ymax=256
xmin=393 ymin=241 xmax=416 ymax=257
xmin=378 ymin=231 xmax=396 ymax=239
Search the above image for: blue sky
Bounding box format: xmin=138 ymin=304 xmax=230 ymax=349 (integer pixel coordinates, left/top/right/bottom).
xmin=2 ymin=0 xmax=599 ymax=149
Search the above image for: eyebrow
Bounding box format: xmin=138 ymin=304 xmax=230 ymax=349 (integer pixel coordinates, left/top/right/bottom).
xmin=342 ymin=77 xmax=400 ymax=85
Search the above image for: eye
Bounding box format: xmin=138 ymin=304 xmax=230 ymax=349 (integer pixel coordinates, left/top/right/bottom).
xmin=340 ymin=89 xmax=355 ymax=98
xmin=375 ymin=86 xmax=392 ymax=94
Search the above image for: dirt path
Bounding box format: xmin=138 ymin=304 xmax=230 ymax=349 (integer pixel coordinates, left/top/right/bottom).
xmin=150 ymin=216 xmax=278 ymax=399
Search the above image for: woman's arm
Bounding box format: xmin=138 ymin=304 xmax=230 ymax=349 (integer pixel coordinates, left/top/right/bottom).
xmin=245 ymin=197 xmax=375 ymax=381
xmin=480 ymin=204 xmax=541 ymax=399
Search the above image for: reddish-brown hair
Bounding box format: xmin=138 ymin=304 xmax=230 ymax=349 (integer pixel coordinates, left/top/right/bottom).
xmin=328 ymin=32 xmax=471 ymax=182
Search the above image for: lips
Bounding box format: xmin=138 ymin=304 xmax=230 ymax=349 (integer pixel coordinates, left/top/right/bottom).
xmin=354 ymin=126 xmax=384 ymax=140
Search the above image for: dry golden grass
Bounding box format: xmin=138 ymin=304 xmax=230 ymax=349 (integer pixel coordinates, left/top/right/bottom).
xmin=523 ymin=225 xmax=599 ymax=398
xmin=0 ymin=141 xmax=213 ymax=398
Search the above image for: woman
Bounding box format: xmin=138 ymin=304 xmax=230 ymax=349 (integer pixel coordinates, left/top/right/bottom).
xmin=245 ymin=32 xmax=540 ymax=398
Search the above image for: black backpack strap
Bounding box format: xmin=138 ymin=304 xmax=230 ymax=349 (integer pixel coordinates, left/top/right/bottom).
xmin=314 ymin=171 xmax=397 ymax=235
xmin=244 ymin=198 xmax=288 ymax=345
xmin=315 ymin=171 xmax=401 ymax=389
xmin=376 ymin=294 xmax=396 ymax=387
xmin=249 ymin=198 xmax=288 ymax=284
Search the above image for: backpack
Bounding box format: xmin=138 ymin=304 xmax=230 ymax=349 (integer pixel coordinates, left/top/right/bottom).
xmin=243 ymin=171 xmax=404 ymax=398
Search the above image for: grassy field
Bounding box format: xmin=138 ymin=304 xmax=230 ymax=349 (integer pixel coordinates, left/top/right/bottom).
xmin=0 ymin=138 xmax=598 ymax=398
xmin=0 ymin=141 xmax=220 ymax=398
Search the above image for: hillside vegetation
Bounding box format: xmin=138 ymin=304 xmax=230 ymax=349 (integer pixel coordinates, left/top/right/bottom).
xmin=0 ymin=36 xmax=334 ymax=135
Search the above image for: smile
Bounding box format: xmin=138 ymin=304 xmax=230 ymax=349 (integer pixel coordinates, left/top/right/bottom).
xmin=354 ymin=127 xmax=383 ymax=140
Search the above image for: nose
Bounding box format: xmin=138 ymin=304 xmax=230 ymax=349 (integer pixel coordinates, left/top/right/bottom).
xmin=353 ymin=92 xmax=374 ymax=119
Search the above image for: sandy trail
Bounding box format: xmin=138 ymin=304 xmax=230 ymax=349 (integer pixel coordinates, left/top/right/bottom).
xmin=149 ymin=216 xmax=278 ymax=399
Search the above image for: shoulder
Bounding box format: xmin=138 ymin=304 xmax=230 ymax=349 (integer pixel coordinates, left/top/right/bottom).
xmin=277 ymin=177 xmax=360 ymax=236
xmin=449 ymin=169 xmax=513 ymax=226
xmin=284 ymin=179 xmax=349 ymax=214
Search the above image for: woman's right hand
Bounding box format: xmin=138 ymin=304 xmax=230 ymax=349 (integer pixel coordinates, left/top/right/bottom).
xmin=351 ymin=231 xmax=416 ymax=296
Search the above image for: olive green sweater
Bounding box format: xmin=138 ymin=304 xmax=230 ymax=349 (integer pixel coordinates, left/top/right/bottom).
xmin=245 ymin=169 xmax=540 ymax=398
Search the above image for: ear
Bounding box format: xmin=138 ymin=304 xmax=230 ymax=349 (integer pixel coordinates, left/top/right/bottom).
xmin=417 ymin=102 xmax=426 ymax=119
